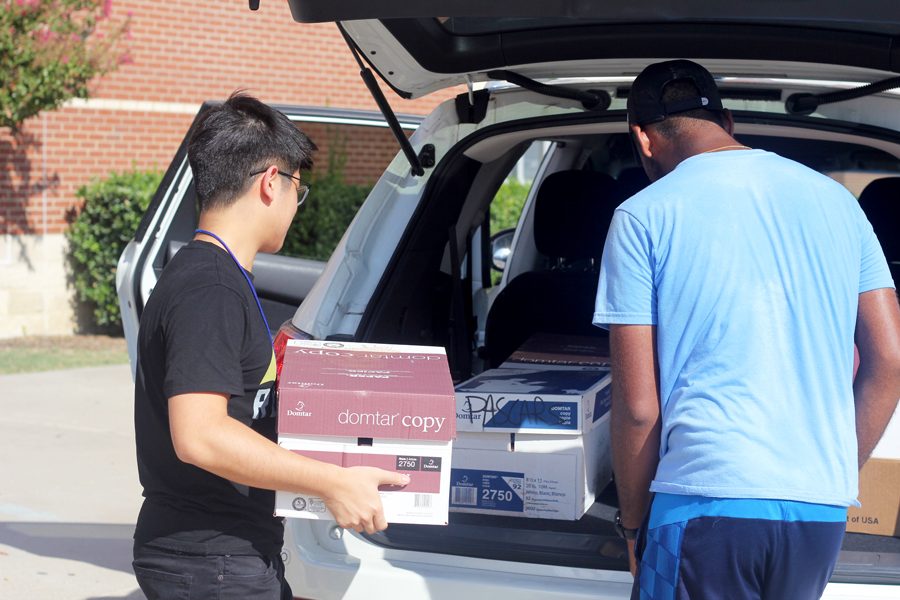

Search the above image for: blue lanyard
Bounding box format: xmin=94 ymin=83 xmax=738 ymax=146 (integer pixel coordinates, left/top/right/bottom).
xmin=194 ymin=229 xmax=273 ymax=346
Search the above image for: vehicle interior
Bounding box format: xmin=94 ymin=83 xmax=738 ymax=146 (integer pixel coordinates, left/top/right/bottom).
xmin=353 ymin=105 xmax=900 ymax=580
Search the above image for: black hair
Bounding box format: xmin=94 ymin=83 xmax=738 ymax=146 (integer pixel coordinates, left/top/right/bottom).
xmin=187 ymin=91 xmax=316 ymax=212
xmin=649 ymin=79 xmax=727 ymax=138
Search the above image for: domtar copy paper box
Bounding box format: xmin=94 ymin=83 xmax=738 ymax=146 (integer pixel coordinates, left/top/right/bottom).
xmin=450 ymin=365 xmax=612 ymax=519
xmin=275 ymin=340 xmax=456 ymax=525
xmin=448 ymin=392 xmax=612 ymax=520
xmin=454 ymin=367 xmax=612 ymax=434
xmin=276 ymin=436 xmax=453 ymax=525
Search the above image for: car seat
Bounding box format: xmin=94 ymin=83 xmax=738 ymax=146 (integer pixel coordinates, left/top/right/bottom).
xmin=482 ymin=170 xmax=626 ymax=368
xmin=616 ymin=166 xmax=652 ymax=199
xmin=857 ymin=176 xmax=900 ymax=287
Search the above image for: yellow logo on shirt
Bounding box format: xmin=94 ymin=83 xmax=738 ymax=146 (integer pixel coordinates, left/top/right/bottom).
xmin=252 ymin=351 xmax=277 ymax=420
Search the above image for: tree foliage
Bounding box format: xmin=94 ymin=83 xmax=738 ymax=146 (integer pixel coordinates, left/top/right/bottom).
xmin=1 ymin=0 xmax=130 ymax=132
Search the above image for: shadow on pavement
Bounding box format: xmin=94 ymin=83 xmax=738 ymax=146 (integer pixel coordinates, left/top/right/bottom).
xmin=0 ymin=521 xmax=135 ymax=574
xmin=87 ymin=592 xmax=146 ymax=600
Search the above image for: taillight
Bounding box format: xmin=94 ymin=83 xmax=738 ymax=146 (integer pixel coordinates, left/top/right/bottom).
xmin=273 ymin=319 xmax=311 ymax=382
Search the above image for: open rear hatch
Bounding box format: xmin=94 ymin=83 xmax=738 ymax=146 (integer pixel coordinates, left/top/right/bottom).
xmin=283 ymin=0 xmax=900 ymax=98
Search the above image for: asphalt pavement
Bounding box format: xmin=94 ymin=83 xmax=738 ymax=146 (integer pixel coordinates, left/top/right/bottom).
xmin=0 ymin=364 xmax=146 ymax=600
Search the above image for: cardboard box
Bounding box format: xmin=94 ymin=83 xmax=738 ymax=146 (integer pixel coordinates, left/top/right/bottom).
xmin=276 ymin=340 xmax=456 ymax=525
xmin=505 ymin=333 xmax=611 ymax=368
xmin=276 ymin=437 xmax=452 ymax=525
xmin=454 ymin=366 xmax=611 ymax=434
xmin=450 ymin=365 xmax=613 ymax=519
xmin=448 ymin=402 xmax=612 ymax=520
xmin=870 ymin=403 xmax=900 ymax=459
xmin=846 ymin=457 xmax=900 ymax=537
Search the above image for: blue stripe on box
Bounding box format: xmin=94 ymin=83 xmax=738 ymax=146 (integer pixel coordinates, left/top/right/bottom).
xmin=593 ymin=384 xmax=611 ymax=423
xmin=483 ymin=400 xmax=578 ymax=430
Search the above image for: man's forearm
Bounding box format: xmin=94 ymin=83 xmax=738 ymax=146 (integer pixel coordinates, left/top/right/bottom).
xmin=168 ymin=392 xmax=410 ymax=533
xmin=610 ymin=324 xmax=662 ymax=529
xmin=854 ymin=288 xmax=900 ymax=468
xmin=612 ymin=408 xmax=661 ymax=528
xmin=169 ymin=393 xmax=344 ymax=498
xmin=185 ymin=413 xmax=344 ymax=495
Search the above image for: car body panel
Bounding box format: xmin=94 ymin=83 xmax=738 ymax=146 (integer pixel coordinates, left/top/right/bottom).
xmin=281 ymin=521 xmax=899 ymax=599
xmin=282 ymin=519 xmax=633 ymax=600
xmin=287 ymin=0 xmax=900 ymax=30
xmin=285 ymin=2 xmax=900 ymax=97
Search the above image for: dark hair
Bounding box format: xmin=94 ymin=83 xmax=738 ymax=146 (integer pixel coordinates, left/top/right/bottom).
xmin=649 ymin=79 xmax=727 ymax=138
xmin=187 ymin=91 xmax=316 ymax=212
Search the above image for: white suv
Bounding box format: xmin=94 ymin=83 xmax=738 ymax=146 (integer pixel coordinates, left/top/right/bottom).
xmin=118 ymin=3 xmax=900 ymax=598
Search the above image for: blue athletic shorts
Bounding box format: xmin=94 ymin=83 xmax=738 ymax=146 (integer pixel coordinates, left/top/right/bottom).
xmin=631 ymin=516 xmax=846 ymax=600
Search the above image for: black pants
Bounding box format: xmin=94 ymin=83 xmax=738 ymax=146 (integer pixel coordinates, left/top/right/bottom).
xmin=133 ymin=542 xmax=292 ymax=600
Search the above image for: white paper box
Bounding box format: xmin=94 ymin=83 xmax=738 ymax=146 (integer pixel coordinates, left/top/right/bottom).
xmin=454 ymin=367 xmax=611 ymax=434
xmin=276 ymin=436 xmax=452 ymax=525
xmin=277 ymin=340 xmax=457 ymax=525
xmin=448 ymin=404 xmax=612 ymax=520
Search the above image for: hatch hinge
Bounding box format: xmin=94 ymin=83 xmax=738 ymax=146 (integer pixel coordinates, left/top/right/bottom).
xmin=337 ymin=25 xmax=426 ymax=177
xmin=418 ymin=144 xmax=436 ymax=169
xmin=455 ymin=89 xmax=491 ymax=124
xmin=786 ymin=74 xmax=900 ymax=115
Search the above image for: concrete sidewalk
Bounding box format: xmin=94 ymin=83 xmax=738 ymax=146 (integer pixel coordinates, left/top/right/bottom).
xmin=0 ymin=364 xmax=145 ymax=600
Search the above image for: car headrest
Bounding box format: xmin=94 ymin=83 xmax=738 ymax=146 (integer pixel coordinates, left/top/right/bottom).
xmin=617 ymin=166 xmax=652 ymax=199
xmin=858 ymin=176 xmax=900 ymax=260
xmin=533 ymin=170 xmax=623 ymax=261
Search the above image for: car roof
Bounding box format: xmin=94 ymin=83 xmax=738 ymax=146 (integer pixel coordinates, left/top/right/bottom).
xmin=285 ymin=1 xmax=900 ymax=98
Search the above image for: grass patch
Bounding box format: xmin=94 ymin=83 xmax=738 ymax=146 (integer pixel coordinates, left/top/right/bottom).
xmin=0 ymin=335 xmax=129 ymax=374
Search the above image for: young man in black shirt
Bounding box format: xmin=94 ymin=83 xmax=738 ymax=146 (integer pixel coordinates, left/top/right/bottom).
xmin=132 ymin=92 xmax=409 ymax=599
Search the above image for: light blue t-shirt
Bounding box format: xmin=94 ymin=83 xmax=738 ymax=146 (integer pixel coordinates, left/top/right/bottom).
xmin=593 ymin=149 xmax=894 ymax=508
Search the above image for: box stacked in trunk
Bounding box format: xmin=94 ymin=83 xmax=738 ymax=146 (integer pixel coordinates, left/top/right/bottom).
xmin=451 ymin=334 xmax=613 ymax=520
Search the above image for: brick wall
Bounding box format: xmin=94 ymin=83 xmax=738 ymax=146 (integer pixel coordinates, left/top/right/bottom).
xmin=91 ymin=1 xmax=450 ymax=111
xmin=1 ymin=0 xmax=459 ymax=235
xmin=0 ymin=0 xmax=461 ymax=336
xmin=1 ymin=107 xmax=196 ymax=235
xmin=296 ymin=122 xmax=412 ymax=186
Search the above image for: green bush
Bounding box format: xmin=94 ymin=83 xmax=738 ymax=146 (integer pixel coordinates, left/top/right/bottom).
xmin=491 ymin=179 xmax=531 ymax=232
xmin=281 ymin=144 xmax=372 ymax=262
xmin=488 ymin=179 xmax=532 ymax=286
xmin=67 ymin=169 xmax=162 ymax=333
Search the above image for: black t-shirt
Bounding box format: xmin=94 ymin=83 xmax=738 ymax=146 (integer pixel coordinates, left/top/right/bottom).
xmin=133 ymin=240 xmax=281 ymax=555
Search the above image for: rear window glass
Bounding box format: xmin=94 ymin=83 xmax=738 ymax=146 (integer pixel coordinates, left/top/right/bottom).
xmin=826 ymin=171 xmax=900 ymax=198
xmin=281 ymin=121 xmax=408 ymax=261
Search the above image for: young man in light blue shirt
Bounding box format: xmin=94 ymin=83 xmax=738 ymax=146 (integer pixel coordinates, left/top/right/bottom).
xmin=594 ymin=60 xmax=900 ymax=600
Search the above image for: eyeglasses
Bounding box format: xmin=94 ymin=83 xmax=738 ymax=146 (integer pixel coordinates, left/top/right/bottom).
xmin=249 ymin=170 xmax=311 ymax=207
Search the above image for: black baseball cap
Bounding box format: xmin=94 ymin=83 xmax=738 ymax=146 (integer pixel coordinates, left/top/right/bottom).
xmin=627 ymin=60 xmax=724 ymax=126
